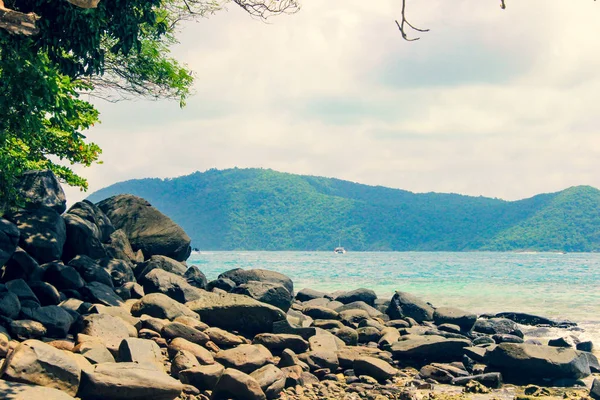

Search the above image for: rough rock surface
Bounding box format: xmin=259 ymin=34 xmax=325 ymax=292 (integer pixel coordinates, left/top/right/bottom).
xmin=387 ymin=291 xmax=434 ymax=323
xmin=218 ymin=268 xmax=293 ymax=294
xmin=15 ymin=170 xmax=67 ymax=213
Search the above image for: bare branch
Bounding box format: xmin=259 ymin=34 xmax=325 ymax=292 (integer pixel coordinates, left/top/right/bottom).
xmin=395 ymin=0 xmax=428 ymax=41
xmin=66 ymin=0 xmax=100 ymax=8
xmin=232 ymin=0 xmax=300 ymax=20
xmin=0 ymin=0 xmax=39 ymax=35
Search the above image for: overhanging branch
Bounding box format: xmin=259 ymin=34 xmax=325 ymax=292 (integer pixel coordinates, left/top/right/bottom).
xmin=0 ymin=0 xmax=40 ymax=35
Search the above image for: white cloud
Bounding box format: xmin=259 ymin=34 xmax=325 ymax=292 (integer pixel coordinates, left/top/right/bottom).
xmin=63 ymin=0 xmax=600 ymax=206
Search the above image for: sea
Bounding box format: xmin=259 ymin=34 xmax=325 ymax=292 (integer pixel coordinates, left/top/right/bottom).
xmin=187 ymin=251 xmax=600 ymax=350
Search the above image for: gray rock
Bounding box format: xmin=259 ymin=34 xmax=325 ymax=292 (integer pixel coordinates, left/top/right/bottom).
xmin=207 ymin=278 xmax=236 ymax=292
xmin=139 ymin=268 xmax=203 ymax=303
xmin=354 ymin=356 xmax=398 ymax=382
xmin=252 ymin=333 xmax=309 ymax=354
xmin=313 ymin=319 xmax=344 ymax=330
xmin=0 ymin=218 xmax=19 ymax=267
xmin=485 ymin=343 xmax=591 ymax=383
xmin=335 ymin=288 xmax=377 ymax=306
xmin=419 ymin=364 xmax=454 ymax=383
xmin=473 ymin=336 xmax=496 ymax=346
xmin=97 ymin=258 xmax=135 ymax=287
xmin=212 ymin=368 xmax=266 ymax=400
xmin=296 ymin=288 xmax=327 ymax=302
xmin=232 ymin=281 xmax=293 ymax=312
xmin=97 ymin=194 xmax=191 ymax=261
xmin=335 ymin=301 xmax=382 ymax=317
xmin=576 ymin=340 xmax=593 ymax=352
xmin=43 ymin=262 xmax=85 ymax=291
xmin=28 ymin=281 xmax=61 ymax=306
xmin=215 ymin=344 xmax=273 ymax=374
xmin=218 ymin=268 xmax=293 ymax=294
xmin=78 ymin=362 xmax=184 ymax=400
xmin=390 ymin=336 xmax=471 ymax=363
xmin=20 ymin=305 xmax=74 ymax=338
xmin=186 ymin=291 xmax=287 ymax=336
xmin=204 ymin=327 xmax=246 ymax=347
xmin=172 ymin=349 xmax=200 ymax=378
xmin=339 ymin=309 xmax=370 ymax=326
xmin=6 ymin=279 xmax=39 ymax=305
xmin=378 ymin=327 xmax=400 ymax=349
xmin=299 ymin=350 xmax=339 ymax=371
xmin=302 ymin=305 xmax=339 ymax=320
xmin=591 ymin=378 xmax=600 ymax=400
xmin=0 ymin=380 xmax=77 ymax=400
xmin=548 ymin=337 xmax=573 ymax=348
xmin=473 ymin=318 xmax=523 ymax=338
xmin=387 ymin=291 xmax=434 ymax=323
xmin=0 ymin=339 xmax=81 ymax=396
xmin=15 ymin=170 xmax=67 ymax=213
xmin=10 ymin=319 xmax=47 ymax=339
xmin=451 ymin=372 xmax=503 ymax=388
xmin=103 ymin=229 xmax=137 ymax=263
xmin=493 ymin=334 xmax=524 ymax=344
xmin=185 ymin=265 xmax=208 ymax=289
xmin=0 ymin=290 xmax=21 ymax=318
xmin=167 ymin=337 xmax=215 ymax=365
xmin=495 ymin=312 xmax=567 ymax=327
xmin=131 ymin=293 xmax=200 ymax=321
xmin=162 ymin=322 xmax=209 ymax=345
xmin=62 ymin=207 xmax=108 ymax=262
xmin=135 ymin=255 xmax=187 ymax=280
xmin=80 ymin=281 xmax=124 ymax=307
xmin=78 ymin=314 xmax=133 ymax=354
xmin=357 ymin=326 xmax=382 ymax=343
xmin=68 ymin=255 xmax=114 ymax=287
xmin=179 ymin=364 xmax=225 ymax=390
xmin=8 ymin=206 xmax=66 ymax=264
xmin=118 ymin=338 xmax=164 ymax=371
xmin=433 ymin=307 xmax=477 ymax=332
xmin=2 ymin=246 xmax=41 ymax=281
xmin=336 ymin=326 xmax=359 ymax=346
xmin=386 ymin=319 xmax=411 ymax=329
xmin=250 ymin=364 xmax=285 ymax=399
xmin=78 ymin=342 xmax=115 ymax=364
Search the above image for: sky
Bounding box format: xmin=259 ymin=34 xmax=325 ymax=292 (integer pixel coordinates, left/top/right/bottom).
xmin=64 ymin=0 xmax=600 ymax=204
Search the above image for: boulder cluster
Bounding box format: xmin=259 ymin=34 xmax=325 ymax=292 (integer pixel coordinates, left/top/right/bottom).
xmin=0 ymin=170 xmax=598 ymax=400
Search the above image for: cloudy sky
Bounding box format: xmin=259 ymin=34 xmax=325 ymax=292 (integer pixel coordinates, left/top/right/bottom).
xmin=64 ymin=0 xmax=600 ymax=204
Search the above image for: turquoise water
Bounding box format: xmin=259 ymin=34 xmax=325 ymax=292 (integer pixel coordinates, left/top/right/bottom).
xmin=187 ymin=251 xmax=600 ymax=344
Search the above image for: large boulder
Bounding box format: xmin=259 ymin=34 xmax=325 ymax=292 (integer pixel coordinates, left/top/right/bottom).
xmin=249 ymin=364 xmax=285 ymax=399
xmin=354 ymin=356 xmax=398 ymax=382
xmin=118 ymin=338 xmax=164 ymax=371
xmin=186 ymin=292 xmax=287 ymax=336
xmin=62 ymin=212 xmax=107 ymax=263
xmin=179 ymin=364 xmax=224 ymax=391
xmin=390 ymin=335 xmax=471 ymax=364
xmin=80 ymin=282 xmax=124 ymax=307
xmin=6 ymin=278 xmax=40 ymax=305
xmin=433 ymin=307 xmax=477 ymax=332
xmin=0 ymin=290 xmax=21 ymax=318
xmin=485 ymin=343 xmax=591 ymax=383
xmin=97 ymin=194 xmax=191 ymax=261
xmin=28 ymin=281 xmax=61 ymax=306
xmin=218 ymin=269 xmax=293 ymax=294
xmin=0 ymin=380 xmax=76 ymax=400
xmin=185 ymin=265 xmax=208 ymax=289
xmin=78 ymin=314 xmax=133 ymax=353
xmin=335 ymin=288 xmax=377 ymax=306
xmin=0 ymin=218 xmax=19 ymax=267
xmin=8 ymin=206 xmax=66 ymax=264
xmin=20 ymin=305 xmax=74 ymax=338
xmin=387 ymin=291 xmax=434 ymax=323
xmin=211 ymin=368 xmax=266 ymax=400
xmin=78 ymin=362 xmax=183 ymax=400
xmin=43 ymin=262 xmax=85 ymax=291
xmin=2 ymin=246 xmax=41 ymax=281
xmin=473 ymin=318 xmax=523 ymax=337
xmin=67 ymin=200 xmax=114 ymax=241
xmin=295 ymin=288 xmax=327 ymax=302
xmin=68 ymin=255 xmax=114 ymax=287
xmin=135 ymin=255 xmax=187 ymax=280
xmin=131 ymin=293 xmax=200 ymax=321
xmin=232 ymin=281 xmax=293 ymax=312
xmin=0 ymin=339 xmax=81 ymax=396
xmin=15 ymin=170 xmax=66 ymax=214
xmin=103 ymin=229 xmax=137 ymax=263
xmin=97 ymin=258 xmax=135 ymax=287
xmin=214 ymin=344 xmax=273 ymax=374
xmin=139 ymin=268 xmax=203 ymax=303
xmin=252 ymin=333 xmax=309 ymax=354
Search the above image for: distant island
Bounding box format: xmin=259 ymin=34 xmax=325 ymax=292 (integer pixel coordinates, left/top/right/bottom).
xmin=87 ymin=168 xmax=600 ymax=252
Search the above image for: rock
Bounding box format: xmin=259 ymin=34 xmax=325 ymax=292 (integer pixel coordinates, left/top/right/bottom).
xmin=296 ymin=288 xmax=327 ymax=302
xmin=0 ymin=290 xmax=21 ymax=318
xmin=278 ymin=348 xmax=301 ymax=368
xmin=78 ymin=314 xmax=132 ymax=354
xmin=167 ymin=337 xmax=215 ymax=365
xmin=20 ymin=305 xmax=74 ymax=338
xmin=218 ymin=268 xmax=293 ymax=294
xmin=584 ymin=351 xmax=600 ymax=373
xmin=495 ymin=312 xmax=565 ymax=327
xmin=2 ymin=246 xmax=41 ymax=281
xmin=131 ymin=293 xmax=200 ymax=321
xmin=419 ymin=365 xmax=454 ymax=383
xmin=390 ymin=336 xmax=471 ymax=364
xmin=473 ymin=336 xmax=496 ymax=346
xmin=312 ymin=319 xmax=344 ymax=330
xmin=139 ymin=268 xmax=203 ymax=303
xmin=493 ymin=334 xmax=524 ymax=344
xmin=103 ymin=229 xmax=137 ymax=263
xmin=172 ymin=349 xmax=200 ymax=377
xmin=173 ymin=315 xmax=209 ymax=331
xmin=212 ymin=368 xmax=266 ymax=400
xmin=8 ymin=206 xmax=66 ymax=264
xmin=185 ymin=265 xmax=208 ymax=289
xmin=179 ymin=363 xmax=225 ymax=390
xmin=214 ymin=344 xmax=273 ymax=374
xmin=357 ymin=326 xmax=382 ymax=343
xmin=339 ymin=309 xmax=370 ymax=326
xmin=485 ymin=343 xmax=591 ymax=383
xmin=77 ymin=342 xmax=115 ymax=364
xmin=378 ymin=327 xmax=401 ymax=349
xmin=299 ymin=350 xmax=339 ymax=371
xmin=67 ymin=255 xmax=113 ymax=287
xmin=97 ymin=194 xmax=191 ymax=261
xmin=463 ymin=347 xmax=487 ymax=363
xmin=335 ymin=301 xmax=382 ymax=318
xmin=433 ymin=307 xmax=476 ymax=332
xmin=62 ymin=208 xmax=107 ymax=262
xmin=336 ymin=327 xmax=359 ymax=346
xmin=386 ymin=319 xmax=411 ymax=329
xmin=0 ymin=339 xmax=81 ymax=396
xmin=0 ymin=218 xmax=19 ymax=267
xmin=303 ymin=306 xmax=339 ymax=320
xmin=15 ymin=170 xmax=66 ymax=212
xmin=354 ymin=356 xmax=398 ymax=382
xmin=28 ymin=281 xmax=61 ymax=305
xmin=78 ymin=362 xmax=184 ymax=400
xmin=473 ymin=318 xmax=523 ymax=337
xmin=186 ymin=291 xmax=287 ymax=336
xmin=548 ymin=337 xmax=573 ymax=348
xmin=135 ymin=255 xmax=187 ymax=280
xmin=80 ymin=281 xmax=124 ymax=307
xmin=118 ymin=337 xmax=164 ymax=371
xmin=207 ymin=278 xmax=236 ymax=292
xmin=309 ymin=330 xmax=342 ymax=352
xmin=0 ymin=379 xmax=77 ymax=400
xmin=451 ymin=372 xmax=503 ymax=388
xmin=121 ymin=282 xmax=144 ymax=299
xmin=591 ymin=378 xmax=600 ymax=400
xmin=576 ymin=340 xmax=593 ymax=352
xmin=232 ymin=281 xmax=293 ymax=312
xmin=10 ymin=319 xmax=47 ymax=339
xmin=252 ymin=333 xmax=309 ymax=354
xmin=97 ymin=258 xmax=135 ymax=287
xmin=387 ymin=291 xmax=434 ymax=323
xmin=335 ymin=288 xmax=377 ymax=306
xmin=205 ymin=327 xmax=245 ymax=347
xmin=250 ymin=364 xmax=285 ymax=399
xmin=162 ymin=322 xmax=209 ymax=345
xmin=43 ymin=262 xmax=85 ymax=291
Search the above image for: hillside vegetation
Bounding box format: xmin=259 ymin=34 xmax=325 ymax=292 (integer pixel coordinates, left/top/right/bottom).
xmin=87 ymin=169 xmax=600 ymax=252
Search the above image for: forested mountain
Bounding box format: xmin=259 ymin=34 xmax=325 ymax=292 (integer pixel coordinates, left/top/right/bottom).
xmin=87 ymin=168 xmax=600 ymax=252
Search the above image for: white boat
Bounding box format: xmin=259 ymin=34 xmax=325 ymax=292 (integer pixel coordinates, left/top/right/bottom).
xmin=334 ymin=246 xmax=346 ymax=254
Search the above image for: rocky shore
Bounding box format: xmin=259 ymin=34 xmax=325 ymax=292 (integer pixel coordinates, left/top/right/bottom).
xmin=0 ymin=170 xmax=598 ymax=400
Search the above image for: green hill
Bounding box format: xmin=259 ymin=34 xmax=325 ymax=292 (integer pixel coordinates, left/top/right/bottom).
xmin=86 ymin=168 xmax=600 ymax=252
